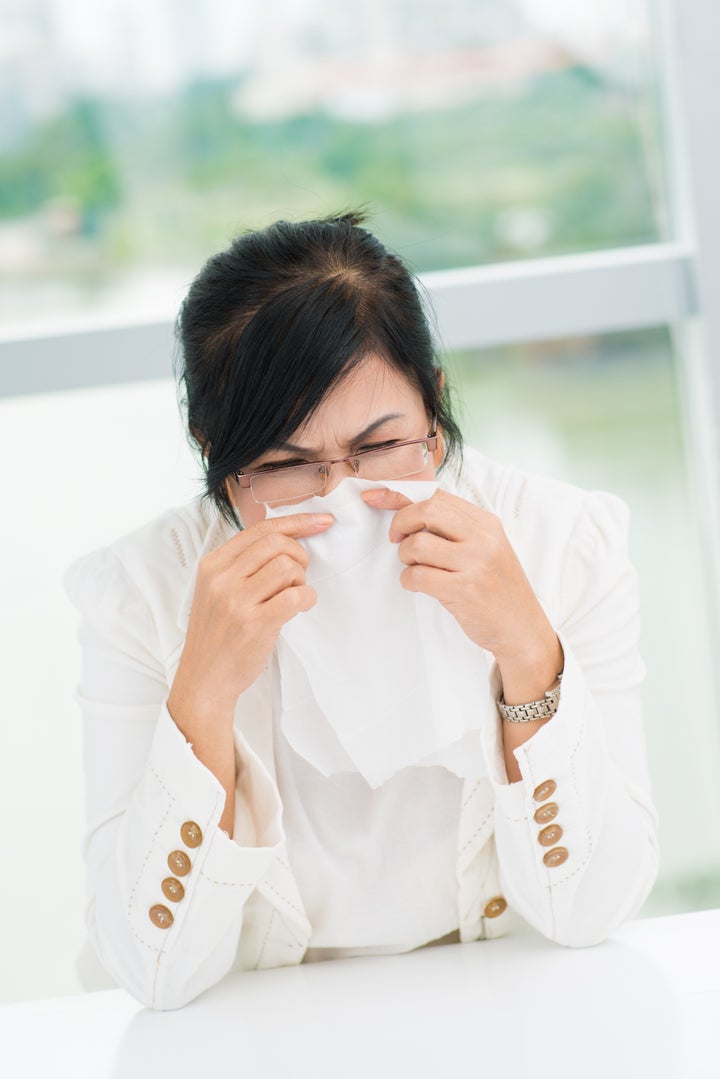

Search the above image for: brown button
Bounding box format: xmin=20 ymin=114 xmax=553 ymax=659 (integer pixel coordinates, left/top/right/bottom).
xmin=533 ymin=802 xmax=559 ymax=825
xmin=161 ymin=877 xmax=185 ymax=903
xmin=533 ymin=779 xmax=557 ymax=802
xmin=168 ymin=850 xmax=192 ymax=876
xmin=149 ymin=904 xmax=174 ymax=929
xmin=181 ymin=821 xmax=203 ymax=848
xmin=483 ymin=897 xmax=507 ymax=919
xmin=543 ymin=846 xmax=569 ymax=868
xmin=538 ymin=824 xmax=564 ymax=847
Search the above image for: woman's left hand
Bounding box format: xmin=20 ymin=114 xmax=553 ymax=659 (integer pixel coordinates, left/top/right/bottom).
xmin=360 ymin=486 xmax=562 ymax=693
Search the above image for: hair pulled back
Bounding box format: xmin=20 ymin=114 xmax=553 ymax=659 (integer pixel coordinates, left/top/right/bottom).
xmin=175 ymin=210 xmax=463 ymax=528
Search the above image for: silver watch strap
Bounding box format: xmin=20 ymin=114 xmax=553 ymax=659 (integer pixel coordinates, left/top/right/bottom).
xmin=496 ymin=673 xmax=563 ymax=723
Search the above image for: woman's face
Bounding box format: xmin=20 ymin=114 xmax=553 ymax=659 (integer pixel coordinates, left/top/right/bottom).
xmin=227 ymin=353 xmax=442 ymax=527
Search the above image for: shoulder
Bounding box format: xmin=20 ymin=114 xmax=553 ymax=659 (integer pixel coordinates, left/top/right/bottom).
xmin=445 ymin=445 xmax=629 ymax=550
xmin=109 ymin=496 xmax=216 ymax=583
xmin=62 ymin=498 xmax=221 ymax=646
xmin=442 ymin=447 xmax=633 ymax=620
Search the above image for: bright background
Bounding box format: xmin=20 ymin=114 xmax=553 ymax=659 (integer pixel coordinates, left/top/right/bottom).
xmin=1 ymin=0 xmax=719 ymax=1003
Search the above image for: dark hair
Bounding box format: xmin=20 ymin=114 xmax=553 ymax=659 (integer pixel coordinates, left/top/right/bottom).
xmin=174 ymin=210 xmax=463 ymax=528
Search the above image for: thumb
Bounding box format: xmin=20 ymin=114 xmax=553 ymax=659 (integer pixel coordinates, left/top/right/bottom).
xmin=360 ymin=487 xmax=413 ymax=511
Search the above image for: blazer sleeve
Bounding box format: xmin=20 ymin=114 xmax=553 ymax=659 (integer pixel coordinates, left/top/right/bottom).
xmin=484 ymin=490 xmax=659 ymax=946
xmin=63 ymin=547 xmax=284 ymax=1010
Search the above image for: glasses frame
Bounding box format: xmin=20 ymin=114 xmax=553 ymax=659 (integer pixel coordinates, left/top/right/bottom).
xmin=234 ymin=414 xmax=439 ymax=505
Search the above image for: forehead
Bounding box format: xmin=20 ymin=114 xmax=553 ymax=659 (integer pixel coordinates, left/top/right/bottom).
xmin=295 ymin=354 xmax=423 ymax=433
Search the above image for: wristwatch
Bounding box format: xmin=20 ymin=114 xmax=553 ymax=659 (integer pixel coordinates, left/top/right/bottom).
xmin=496 ymin=673 xmax=563 ymax=723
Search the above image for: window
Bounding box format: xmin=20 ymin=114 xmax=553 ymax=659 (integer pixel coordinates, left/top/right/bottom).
xmin=1 ymin=0 xmax=719 ymax=1002
xmin=1 ymin=0 xmax=664 ymax=328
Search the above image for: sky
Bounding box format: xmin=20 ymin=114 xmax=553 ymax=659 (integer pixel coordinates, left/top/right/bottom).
xmin=2 ymin=0 xmax=650 ymax=99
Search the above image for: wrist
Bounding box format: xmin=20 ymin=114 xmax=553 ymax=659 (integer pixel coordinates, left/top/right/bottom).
xmin=498 ymin=672 xmax=562 ymax=724
xmin=167 ymin=682 xmax=236 ymax=737
xmin=495 ymin=631 xmax=564 ymax=706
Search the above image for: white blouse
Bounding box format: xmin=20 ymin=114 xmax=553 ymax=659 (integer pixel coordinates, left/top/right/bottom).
xmin=272 ymin=704 xmax=464 ymax=959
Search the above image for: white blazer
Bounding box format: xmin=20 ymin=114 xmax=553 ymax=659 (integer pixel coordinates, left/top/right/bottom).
xmin=63 ymin=446 xmax=659 ymax=1010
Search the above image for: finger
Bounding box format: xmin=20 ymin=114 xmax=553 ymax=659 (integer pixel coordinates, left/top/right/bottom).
xmin=215 ymin=512 xmax=334 ymax=562
xmin=250 ymin=512 xmax=335 ymax=540
xmin=399 ymin=562 xmax=458 ymax=599
xmin=388 ymin=490 xmax=481 ymax=543
xmin=236 ymin=530 xmax=311 ymax=578
xmin=263 ymin=583 xmax=318 ymax=625
xmin=396 ymin=530 xmax=461 ymax=571
xmin=388 ymin=501 xmax=457 ymax=544
xmin=360 ymin=487 xmax=414 ymax=511
xmin=244 ymin=553 xmax=307 ymax=605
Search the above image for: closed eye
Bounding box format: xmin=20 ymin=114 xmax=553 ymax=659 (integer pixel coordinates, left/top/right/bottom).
xmin=251 ymin=440 xmax=403 ymax=473
xmin=358 ymin=440 xmax=400 ymax=452
xmin=255 ymin=458 xmax=309 ymax=472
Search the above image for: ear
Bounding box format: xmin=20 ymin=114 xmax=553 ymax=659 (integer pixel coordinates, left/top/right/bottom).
xmin=434 ymin=427 xmax=445 ymax=467
xmin=431 ymin=370 xmax=445 ymax=466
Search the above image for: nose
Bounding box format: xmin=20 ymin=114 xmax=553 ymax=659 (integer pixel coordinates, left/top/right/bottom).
xmin=318 ymin=457 xmax=358 ymax=496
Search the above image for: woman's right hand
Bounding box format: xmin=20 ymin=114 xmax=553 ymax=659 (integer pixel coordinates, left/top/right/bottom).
xmin=167 ymin=512 xmax=334 ymax=729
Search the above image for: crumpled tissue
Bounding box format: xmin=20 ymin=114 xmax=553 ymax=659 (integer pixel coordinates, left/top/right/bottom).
xmin=265 ymin=476 xmax=493 ymax=787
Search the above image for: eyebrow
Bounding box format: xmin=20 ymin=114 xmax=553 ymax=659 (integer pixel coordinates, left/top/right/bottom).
xmin=273 ymin=412 xmax=406 ymax=455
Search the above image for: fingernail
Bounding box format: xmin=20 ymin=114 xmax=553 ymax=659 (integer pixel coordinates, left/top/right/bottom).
xmin=312 ymin=514 xmax=334 ymax=526
xmin=361 ymin=490 xmax=384 ymax=503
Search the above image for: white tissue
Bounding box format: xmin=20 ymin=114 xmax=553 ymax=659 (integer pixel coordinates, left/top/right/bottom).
xmin=266 ymin=476 xmax=492 ymax=787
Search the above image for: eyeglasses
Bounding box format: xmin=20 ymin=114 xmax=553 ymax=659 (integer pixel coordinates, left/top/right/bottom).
xmin=234 ymin=416 xmax=438 ymax=506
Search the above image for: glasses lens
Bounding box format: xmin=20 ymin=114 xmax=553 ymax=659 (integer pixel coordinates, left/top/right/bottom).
xmin=250 ymin=463 xmax=326 ymax=505
xmin=357 ymin=442 xmax=428 ymax=481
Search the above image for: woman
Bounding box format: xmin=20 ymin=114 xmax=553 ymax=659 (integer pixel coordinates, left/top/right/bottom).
xmin=64 ymin=211 xmax=659 ymax=1011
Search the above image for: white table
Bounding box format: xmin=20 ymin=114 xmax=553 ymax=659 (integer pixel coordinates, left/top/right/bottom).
xmin=2 ymin=910 xmax=718 ymax=1079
